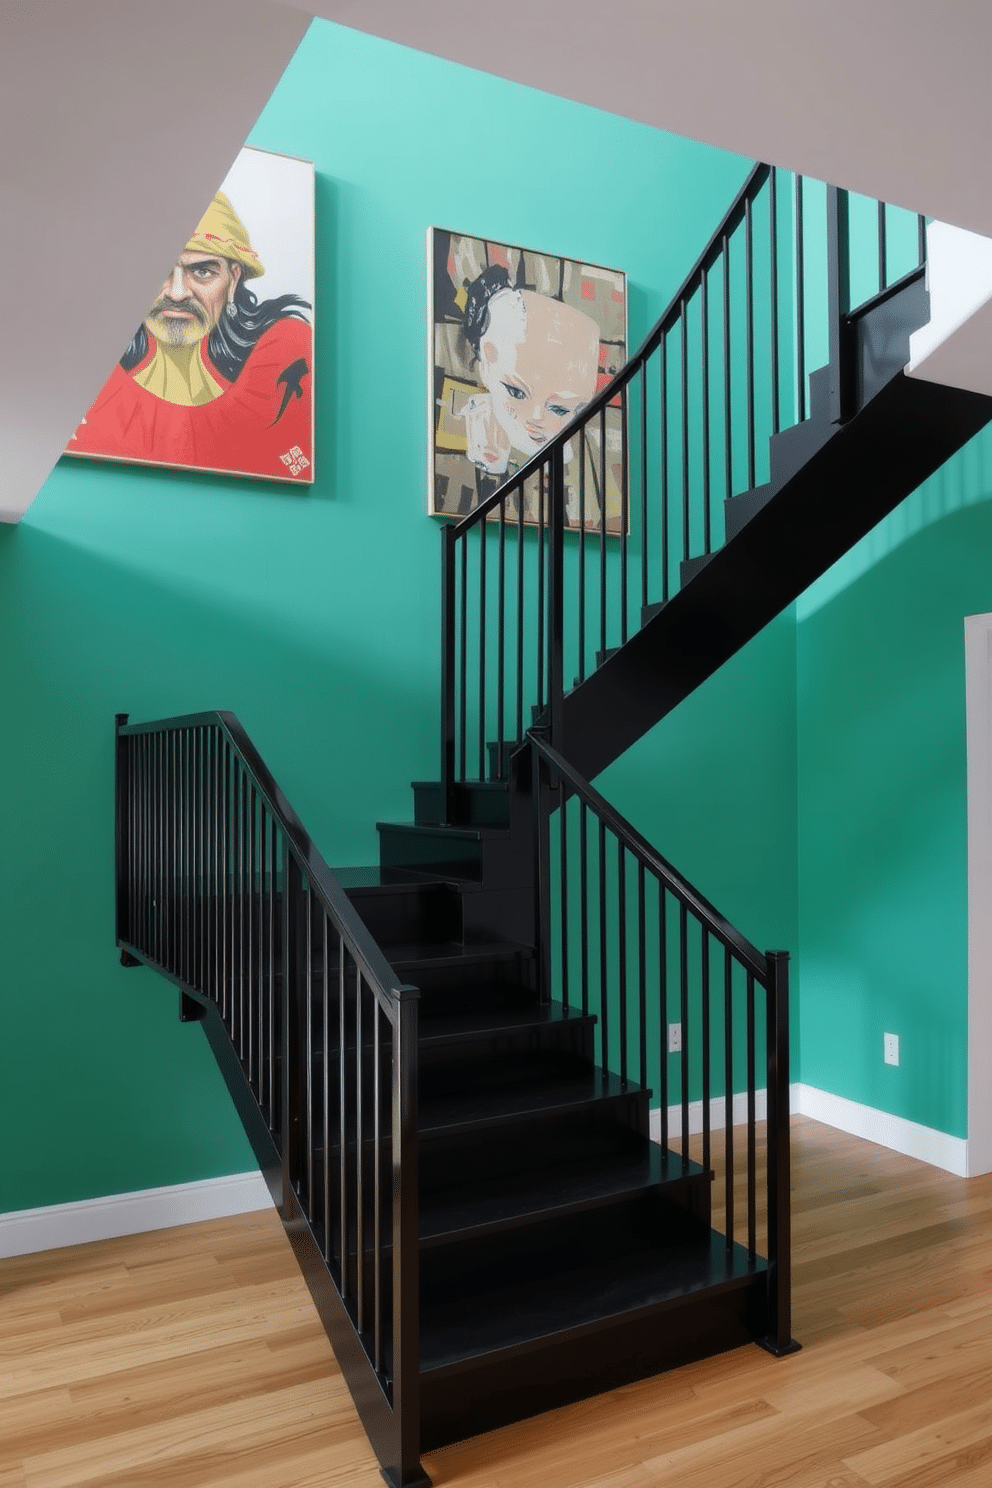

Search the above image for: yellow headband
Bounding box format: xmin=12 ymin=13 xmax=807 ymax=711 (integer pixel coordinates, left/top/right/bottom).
xmin=184 ymin=191 xmax=264 ymax=280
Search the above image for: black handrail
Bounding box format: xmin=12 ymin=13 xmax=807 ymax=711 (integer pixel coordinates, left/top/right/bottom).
xmin=440 ymin=167 xmax=927 ymax=817
xmin=115 ymin=711 xmax=427 ymax=1488
xmin=528 ymin=729 xmax=797 ymax=1357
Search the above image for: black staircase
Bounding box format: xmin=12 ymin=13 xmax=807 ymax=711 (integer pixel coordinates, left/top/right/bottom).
xmin=115 ymin=164 xmax=992 ymax=1488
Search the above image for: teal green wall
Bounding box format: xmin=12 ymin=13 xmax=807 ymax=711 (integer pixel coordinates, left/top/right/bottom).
xmin=795 ymin=432 xmax=992 ymax=1137
xmin=0 ymin=21 xmax=755 ymax=1213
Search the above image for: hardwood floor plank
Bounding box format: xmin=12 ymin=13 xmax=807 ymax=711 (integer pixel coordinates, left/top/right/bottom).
xmin=843 ymin=1398 xmax=992 ymax=1485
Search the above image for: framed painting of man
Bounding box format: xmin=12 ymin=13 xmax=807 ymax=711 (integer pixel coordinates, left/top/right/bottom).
xmin=429 ymin=228 xmax=627 ymax=529
xmin=67 ymin=146 xmax=315 ymax=484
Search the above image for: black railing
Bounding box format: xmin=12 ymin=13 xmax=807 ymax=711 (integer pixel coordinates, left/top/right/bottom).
xmin=529 ymin=730 xmax=796 ymax=1355
xmin=440 ymin=166 xmax=927 ymax=812
xmin=115 ymin=712 xmax=425 ymax=1488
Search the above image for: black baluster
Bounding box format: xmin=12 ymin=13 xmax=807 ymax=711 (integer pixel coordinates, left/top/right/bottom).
xmin=659 ymin=883 xmax=668 ymax=1151
xmin=722 ymin=235 xmax=733 ymax=500
xmin=745 ymin=194 xmax=756 ymax=489
xmin=680 ymin=302 xmax=690 ymax=569
xmin=747 ymin=970 xmax=757 ymax=1261
xmin=373 ymin=993 xmax=382 ymax=1371
xmin=339 ymin=941 xmax=348 ymax=1299
xmin=679 ymin=901 xmax=689 ymax=1165
xmin=598 ymin=815 xmax=608 ymax=1074
xmin=305 ymin=886 xmax=314 ymax=1222
xmin=620 ymin=383 xmax=629 ymax=642
xmin=701 ymin=271 xmax=712 ymax=552
xmin=537 ymin=469 xmax=546 ymax=714
xmin=770 ymin=168 xmax=780 ymax=437
xmin=639 ymin=363 xmax=648 ymax=610
xmin=724 ymin=946 xmax=734 ymax=1250
xmin=356 ymin=970 xmax=365 ymax=1337
xmin=599 ymin=407 xmax=607 ymax=660
xmin=549 ymin=447 xmax=565 ymax=752
xmin=637 ymin=861 xmax=647 ymax=1094
xmin=496 ymin=502 xmax=506 ymax=780
xmin=618 ymin=845 xmax=628 ymax=1088
xmin=478 ymin=517 xmax=487 ymax=780
xmin=580 ymin=803 xmax=589 ymax=1018
xmin=660 ymin=330 xmax=670 ymax=603
xmin=796 ymin=176 xmax=806 ymax=421
xmin=701 ymin=926 xmax=711 ymax=1176
xmin=459 ymin=535 xmax=467 ymax=781
xmin=515 ymin=481 xmax=525 ymax=755
xmin=247 ymin=787 xmax=257 ymax=1083
xmin=559 ymin=787 xmax=569 ymax=1010
xmin=578 ymin=426 xmax=587 ymax=681
xmin=878 ymin=198 xmax=887 ymax=294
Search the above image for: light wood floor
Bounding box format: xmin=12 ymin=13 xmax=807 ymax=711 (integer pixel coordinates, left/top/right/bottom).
xmin=5 ymin=1116 xmax=992 ymax=1487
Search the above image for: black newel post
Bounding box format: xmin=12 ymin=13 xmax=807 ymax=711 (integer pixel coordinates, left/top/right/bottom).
xmin=761 ymin=949 xmax=801 ymax=1358
xmin=386 ymin=987 xmax=430 ymax=1488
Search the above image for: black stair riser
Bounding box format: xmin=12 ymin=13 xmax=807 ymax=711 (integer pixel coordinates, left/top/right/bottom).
xmin=388 ymin=949 xmax=534 ymax=998
xmin=419 ymin=1046 xmax=594 ymax=1102
xmin=412 ymin=780 xmax=511 ymax=829
xmin=419 ymin=1278 xmax=768 ymax=1451
xmin=341 ymin=880 xmax=462 ymax=949
xmin=418 ymin=1094 xmax=650 ymax=1190
xmin=419 ymin=1013 xmax=596 ymax=1072
xmin=420 ymin=1189 xmax=712 ymax=1301
xmin=376 ymin=823 xmax=485 ymax=881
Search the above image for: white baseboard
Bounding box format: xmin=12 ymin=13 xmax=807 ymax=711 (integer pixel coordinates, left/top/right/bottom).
xmin=650 ymin=1088 xmax=768 ymax=1143
xmin=0 ymin=1170 xmax=273 ymax=1259
xmin=650 ymin=1084 xmax=967 ymax=1177
xmin=791 ymin=1083 xmax=968 ymax=1176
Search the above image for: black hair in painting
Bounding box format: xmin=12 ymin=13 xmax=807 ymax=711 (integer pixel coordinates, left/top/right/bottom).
xmin=120 ymin=278 xmax=311 ymax=381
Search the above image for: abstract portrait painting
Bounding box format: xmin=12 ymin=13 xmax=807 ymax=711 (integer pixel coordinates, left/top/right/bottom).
xmin=429 ymin=229 xmax=627 ymax=527
xmin=67 ymin=147 xmax=315 ymax=484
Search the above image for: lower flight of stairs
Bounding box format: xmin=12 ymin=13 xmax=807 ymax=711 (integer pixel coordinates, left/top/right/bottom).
xmin=325 ymin=777 xmax=770 ymax=1450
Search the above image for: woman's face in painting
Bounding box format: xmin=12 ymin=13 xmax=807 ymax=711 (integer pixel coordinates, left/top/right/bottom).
xmin=477 ymin=289 xmax=599 ymax=457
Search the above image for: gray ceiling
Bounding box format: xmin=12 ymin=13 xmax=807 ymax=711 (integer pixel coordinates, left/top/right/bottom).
xmin=4 ymin=0 xmax=989 ymax=520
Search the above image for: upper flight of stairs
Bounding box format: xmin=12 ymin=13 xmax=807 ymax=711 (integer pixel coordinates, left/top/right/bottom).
xmin=562 ymin=277 xmax=992 ymax=781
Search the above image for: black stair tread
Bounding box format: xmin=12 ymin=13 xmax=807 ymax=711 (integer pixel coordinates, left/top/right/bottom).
xmin=419 ymin=1065 xmax=644 ymax=1136
xmin=410 ymin=780 xmax=508 ymax=793
xmin=385 ymin=939 xmax=530 ymax=973
xmin=332 ymin=865 xmax=453 ymax=891
xmin=419 ymin=1141 xmax=706 ymax=1246
xmin=419 ymin=998 xmax=592 ymax=1048
xmin=420 ymin=1230 xmax=766 ymax=1374
xmin=377 ymin=819 xmax=509 ymax=841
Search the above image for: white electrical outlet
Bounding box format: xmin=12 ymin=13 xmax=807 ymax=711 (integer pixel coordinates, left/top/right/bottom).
xmin=668 ymin=1022 xmax=682 ymax=1054
xmin=884 ymin=1032 xmax=900 ymax=1066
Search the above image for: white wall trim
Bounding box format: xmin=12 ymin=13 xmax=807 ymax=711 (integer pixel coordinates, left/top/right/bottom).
xmin=0 ymin=1170 xmax=272 ymax=1259
xmin=965 ymin=613 xmax=992 ymax=1176
xmin=650 ymin=1088 xmax=768 ymax=1143
xmin=650 ymin=1084 xmax=967 ymax=1176
xmin=792 ymin=1083 xmax=968 ymax=1176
